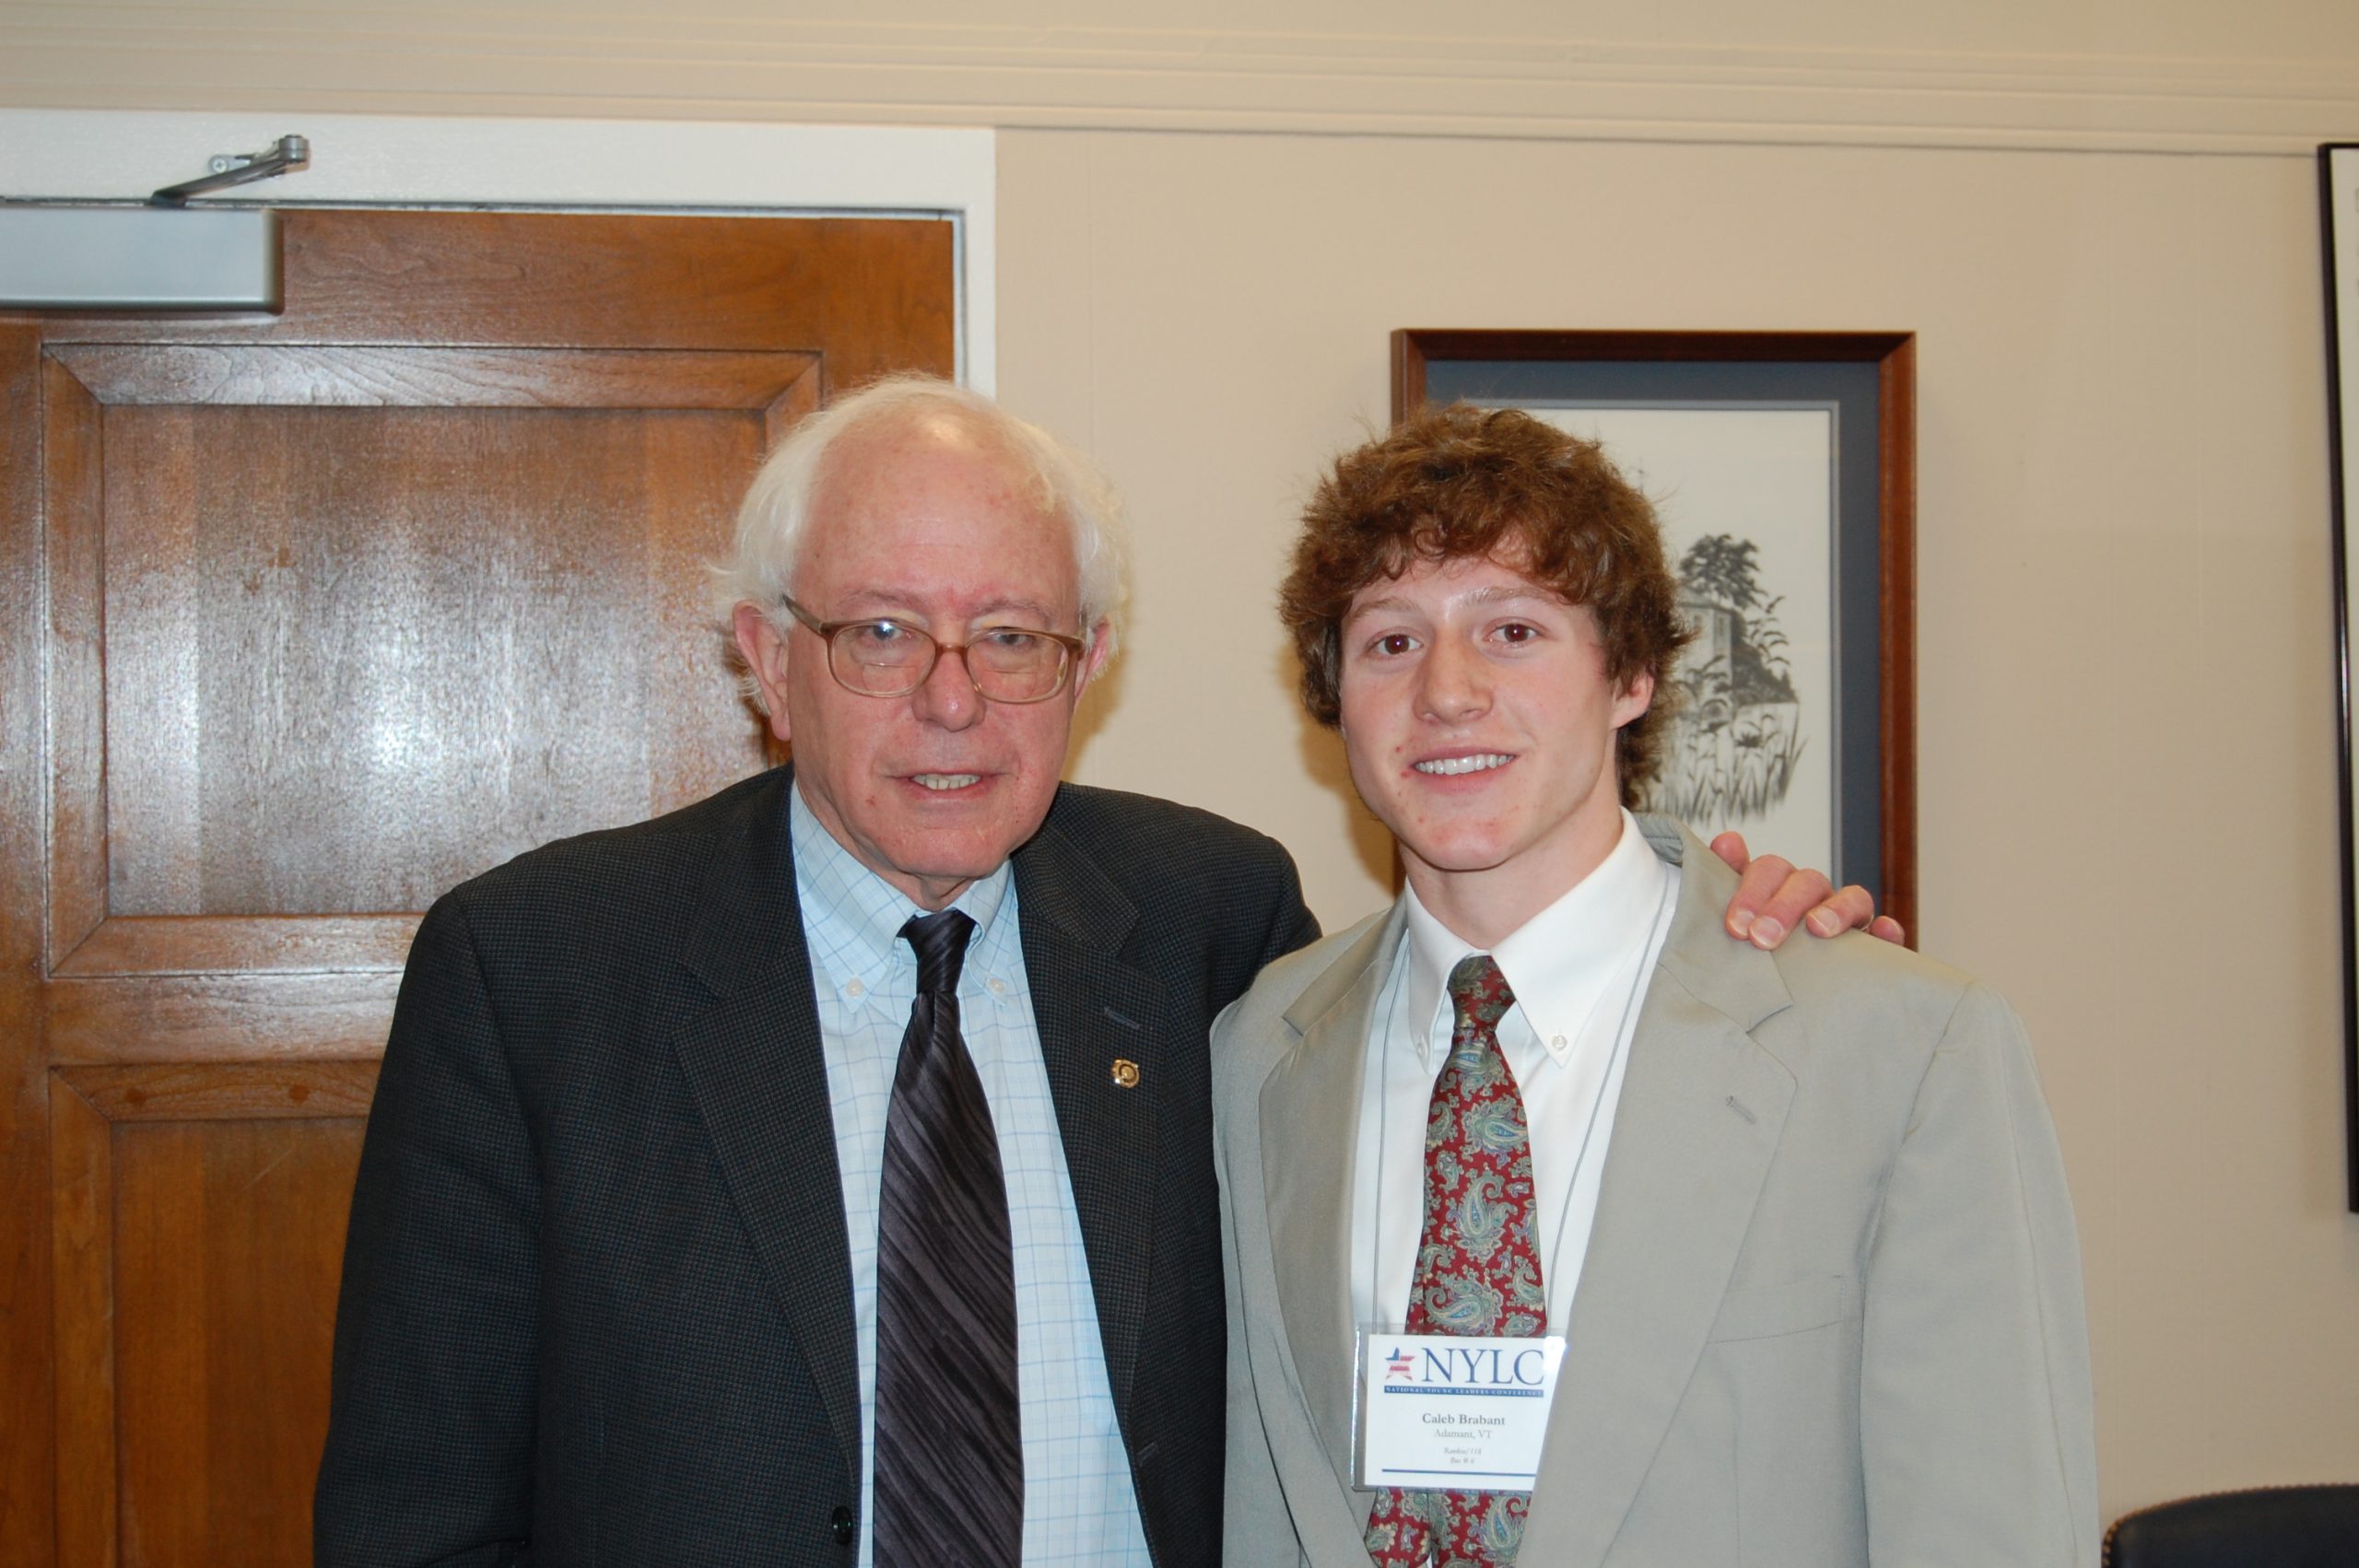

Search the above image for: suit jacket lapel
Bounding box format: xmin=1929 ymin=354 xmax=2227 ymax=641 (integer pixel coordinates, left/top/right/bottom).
xmin=667 ymin=768 xmax=864 ymax=1481
xmin=1011 ymin=815 xmax=1166 ymax=1414
xmin=1520 ymin=821 xmax=1798 ymax=1568
xmin=1259 ymin=907 xmax=1404 ymax=1506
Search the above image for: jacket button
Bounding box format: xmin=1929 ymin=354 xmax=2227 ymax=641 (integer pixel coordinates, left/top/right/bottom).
xmin=829 ymin=1504 xmax=854 ymax=1547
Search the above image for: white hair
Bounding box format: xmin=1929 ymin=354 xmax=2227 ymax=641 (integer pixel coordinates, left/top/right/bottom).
xmin=717 ymin=375 xmax=1131 ymax=706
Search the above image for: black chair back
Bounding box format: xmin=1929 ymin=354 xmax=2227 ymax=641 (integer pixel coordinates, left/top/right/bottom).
xmin=2105 ymin=1485 xmax=2359 ymax=1568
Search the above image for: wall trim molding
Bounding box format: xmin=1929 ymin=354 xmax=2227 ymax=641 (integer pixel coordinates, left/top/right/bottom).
xmin=2 ymin=10 xmax=2356 ymax=157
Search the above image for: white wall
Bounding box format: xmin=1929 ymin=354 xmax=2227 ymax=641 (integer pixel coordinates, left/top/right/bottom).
xmin=9 ymin=0 xmax=2359 ymax=1525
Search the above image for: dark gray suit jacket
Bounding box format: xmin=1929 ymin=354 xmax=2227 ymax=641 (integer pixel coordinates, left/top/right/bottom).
xmin=317 ymin=766 xmax=1318 ymax=1567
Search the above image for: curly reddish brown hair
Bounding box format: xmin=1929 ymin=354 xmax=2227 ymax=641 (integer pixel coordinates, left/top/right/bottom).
xmin=1280 ymin=403 xmax=1690 ymax=801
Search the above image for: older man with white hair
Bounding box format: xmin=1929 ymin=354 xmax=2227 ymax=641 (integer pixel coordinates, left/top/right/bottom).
xmin=316 ymin=376 xmax=1882 ymax=1568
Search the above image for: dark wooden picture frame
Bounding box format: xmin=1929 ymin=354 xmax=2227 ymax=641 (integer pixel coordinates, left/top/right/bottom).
xmin=1394 ymin=329 xmax=1918 ymax=942
xmin=2319 ymin=144 xmax=2359 ymax=1211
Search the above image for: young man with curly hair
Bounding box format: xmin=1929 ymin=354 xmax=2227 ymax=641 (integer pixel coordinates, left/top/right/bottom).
xmin=1215 ymin=404 xmax=2096 ymax=1568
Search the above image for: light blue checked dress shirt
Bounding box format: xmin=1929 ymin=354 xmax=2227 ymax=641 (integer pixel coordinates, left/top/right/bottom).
xmin=791 ymin=788 xmax=1154 ymax=1567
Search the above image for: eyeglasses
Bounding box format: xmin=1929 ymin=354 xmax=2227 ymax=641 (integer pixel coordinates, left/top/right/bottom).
xmin=780 ymin=596 xmax=1088 ymax=704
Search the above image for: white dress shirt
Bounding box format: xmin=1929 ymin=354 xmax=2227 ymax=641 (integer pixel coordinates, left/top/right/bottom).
xmin=1350 ymin=810 xmax=1680 ymax=1333
xmin=792 ymin=788 xmax=1152 ymax=1568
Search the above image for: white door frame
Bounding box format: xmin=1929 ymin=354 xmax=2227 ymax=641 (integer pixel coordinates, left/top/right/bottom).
xmin=0 ymin=110 xmax=996 ymax=390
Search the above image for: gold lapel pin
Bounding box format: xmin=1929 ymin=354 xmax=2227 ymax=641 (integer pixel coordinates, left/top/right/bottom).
xmin=1109 ymin=1058 xmax=1141 ymax=1090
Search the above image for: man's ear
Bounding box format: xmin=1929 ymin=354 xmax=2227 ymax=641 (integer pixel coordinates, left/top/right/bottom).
xmin=1611 ymin=667 xmax=1655 ymax=729
xmin=731 ymin=601 xmax=794 ymax=743
xmin=1072 ymin=618 xmax=1115 ymax=697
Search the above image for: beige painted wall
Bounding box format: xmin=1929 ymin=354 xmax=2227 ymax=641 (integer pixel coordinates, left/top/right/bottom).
xmin=11 ymin=0 xmax=2359 ymax=1531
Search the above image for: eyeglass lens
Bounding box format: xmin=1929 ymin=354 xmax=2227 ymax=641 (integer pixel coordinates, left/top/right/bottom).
xmin=833 ymin=622 xmax=1069 ymax=700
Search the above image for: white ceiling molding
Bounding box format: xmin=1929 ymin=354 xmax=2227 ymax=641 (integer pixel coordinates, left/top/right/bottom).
xmin=1 ymin=13 xmax=2355 ymax=157
xmin=0 ymin=111 xmax=997 ymax=391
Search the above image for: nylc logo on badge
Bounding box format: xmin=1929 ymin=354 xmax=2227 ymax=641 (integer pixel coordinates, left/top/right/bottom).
xmin=1356 ymin=1331 xmax=1563 ymax=1487
xmin=1382 ymin=1343 xmax=1552 ymax=1397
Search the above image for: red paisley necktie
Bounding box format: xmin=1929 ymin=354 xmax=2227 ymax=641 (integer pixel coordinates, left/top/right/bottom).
xmin=1365 ymin=954 xmax=1543 ymax=1568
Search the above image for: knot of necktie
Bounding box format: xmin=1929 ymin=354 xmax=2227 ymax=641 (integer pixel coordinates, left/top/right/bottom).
xmin=900 ymin=907 xmax=975 ymax=998
xmin=1447 ymin=952 xmax=1515 ymax=1036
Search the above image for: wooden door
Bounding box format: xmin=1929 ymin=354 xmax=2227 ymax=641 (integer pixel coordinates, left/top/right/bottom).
xmin=0 ymin=209 xmax=955 ymax=1567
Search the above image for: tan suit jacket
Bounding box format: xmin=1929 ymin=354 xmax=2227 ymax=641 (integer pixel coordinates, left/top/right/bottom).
xmin=1215 ymin=818 xmax=2097 ymax=1567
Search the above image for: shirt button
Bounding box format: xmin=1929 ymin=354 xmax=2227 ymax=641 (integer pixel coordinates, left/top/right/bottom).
xmin=987 ymin=977 xmax=1007 ymax=995
xmin=829 ymin=1504 xmax=854 ymax=1546
xmin=1551 ymin=1035 xmax=1567 ymax=1050
xmin=845 ymin=978 xmax=864 ymax=1000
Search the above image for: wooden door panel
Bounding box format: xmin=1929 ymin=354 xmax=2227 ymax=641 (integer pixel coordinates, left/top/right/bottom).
xmin=94 ymin=401 xmax=779 ymax=917
xmin=4 ymin=209 xmax=956 ymax=1568
xmin=53 ymin=343 xmax=814 ymax=949
xmin=53 ymin=1063 xmax=375 ymax=1568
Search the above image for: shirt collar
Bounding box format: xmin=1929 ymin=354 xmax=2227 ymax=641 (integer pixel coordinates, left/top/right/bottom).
xmin=789 ymin=779 xmax=1014 ymax=999
xmin=1400 ymin=808 xmax=1666 ymax=1069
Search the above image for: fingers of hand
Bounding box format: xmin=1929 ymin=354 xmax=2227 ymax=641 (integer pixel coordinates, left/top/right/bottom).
xmin=1744 ymin=863 xmax=1835 ymax=948
xmin=1800 ymin=883 xmax=1877 ymax=942
xmin=1722 ymin=853 xmax=1795 ymax=940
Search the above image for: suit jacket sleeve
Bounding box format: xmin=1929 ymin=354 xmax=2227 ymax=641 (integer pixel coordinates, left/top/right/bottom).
xmin=1218 ymin=853 xmax=1318 ymax=1562
xmin=1216 ymin=994 xmax=1309 ymax=1568
xmin=1860 ymin=982 xmax=2099 ymax=1566
xmin=316 ymin=892 xmax=541 ymax=1568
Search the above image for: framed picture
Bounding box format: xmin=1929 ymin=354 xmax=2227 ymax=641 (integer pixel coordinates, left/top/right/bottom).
xmin=2320 ymin=143 xmax=2359 ymax=1211
xmin=1394 ymin=329 xmax=1917 ymax=941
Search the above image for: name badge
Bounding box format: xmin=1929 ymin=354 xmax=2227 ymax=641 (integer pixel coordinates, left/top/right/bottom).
xmin=1353 ymin=1328 xmax=1567 ymax=1491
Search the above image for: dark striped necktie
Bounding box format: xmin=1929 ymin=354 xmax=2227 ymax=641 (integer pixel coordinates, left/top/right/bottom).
xmin=873 ymin=907 xmax=1022 ymax=1567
